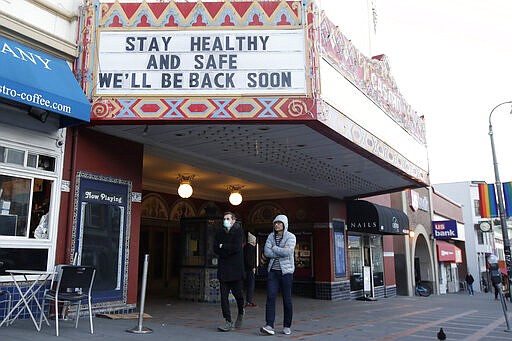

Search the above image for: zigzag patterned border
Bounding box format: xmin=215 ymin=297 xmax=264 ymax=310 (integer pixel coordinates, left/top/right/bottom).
xmin=91 ymin=97 xmax=315 ymax=120
xmin=98 ymin=0 xmax=302 ymax=27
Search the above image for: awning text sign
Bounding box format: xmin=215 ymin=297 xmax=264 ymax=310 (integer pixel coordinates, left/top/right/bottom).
xmin=437 ymin=241 xmax=463 ymax=263
xmin=95 ymin=29 xmax=306 ymax=96
xmin=0 ymin=36 xmax=91 ymax=126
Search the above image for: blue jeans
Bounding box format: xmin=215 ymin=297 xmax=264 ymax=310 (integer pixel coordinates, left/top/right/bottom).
xmin=467 ymin=283 xmax=474 ymax=295
xmin=265 ymin=270 xmax=293 ymax=328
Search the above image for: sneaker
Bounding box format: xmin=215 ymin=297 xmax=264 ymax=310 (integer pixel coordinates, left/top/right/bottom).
xmin=245 ymin=302 xmax=257 ymax=307
xmin=218 ymin=320 xmax=233 ymax=332
xmin=235 ymin=313 xmax=244 ymax=328
xmin=283 ymin=327 xmax=291 ymax=335
xmin=260 ymin=325 xmax=275 ymax=335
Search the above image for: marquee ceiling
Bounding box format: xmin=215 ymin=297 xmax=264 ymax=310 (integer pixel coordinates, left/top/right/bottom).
xmin=93 ymin=123 xmax=426 ymax=202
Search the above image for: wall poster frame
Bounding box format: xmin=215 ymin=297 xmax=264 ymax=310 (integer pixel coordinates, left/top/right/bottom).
xmin=71 ymin=171 xmax=132 ymax=306
xmin=333 ymin=219 xmax=346 ymax=278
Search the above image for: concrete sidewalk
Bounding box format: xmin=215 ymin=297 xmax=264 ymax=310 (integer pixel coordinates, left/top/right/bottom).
xmin=1 ymin=291 xmax=511 ymax=340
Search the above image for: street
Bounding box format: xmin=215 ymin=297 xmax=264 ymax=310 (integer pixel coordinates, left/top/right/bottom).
xmin=1 ymin=291 xmax=511 ymax=340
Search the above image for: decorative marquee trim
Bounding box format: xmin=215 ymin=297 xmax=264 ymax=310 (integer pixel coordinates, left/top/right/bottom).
xmin=97 ymin=0 xmax=302 ymax=28
xmin=91 ymin=97 xmax=316 ymax=120
xmin=323 ymin=103 xmax=429 ymax=184
xmin=319 ymin=14 xmax=426 ymax=145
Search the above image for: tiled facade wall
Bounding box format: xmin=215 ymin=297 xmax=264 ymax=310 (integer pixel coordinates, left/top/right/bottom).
xmin=384 ymin=285 xmax=397 ymax=298
xmin=315 ymin=283 xmax=397 ymax=301
xmin=0 ymin=283 xmax=46 ymax=321
xmin=0 ymin=282 xmax=135 ymax=322
xmin=315 ymin=280 xmax=351 ymax=300
xmin=179 ymin=267 xmax=225 ymax=303
xmin=293 ymin=280 xmax=315 ymax=298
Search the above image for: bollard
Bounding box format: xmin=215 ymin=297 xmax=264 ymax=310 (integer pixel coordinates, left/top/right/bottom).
xmin=127 ymin=254 xmax=153 ymax=334
xmin=497 ymin=284 xmax=512 ymax=332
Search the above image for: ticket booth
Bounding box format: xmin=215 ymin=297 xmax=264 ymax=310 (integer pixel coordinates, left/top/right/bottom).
xmin=179 ymin=217 xmax=222 ymax=302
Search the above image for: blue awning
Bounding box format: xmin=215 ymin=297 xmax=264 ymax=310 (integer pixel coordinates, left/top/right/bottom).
xmin=0 ymin=36 xmax=90 ymax=127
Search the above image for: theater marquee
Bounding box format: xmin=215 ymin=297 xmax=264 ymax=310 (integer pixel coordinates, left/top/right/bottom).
xmin=95 ymin=29 xmax=306 ymax=96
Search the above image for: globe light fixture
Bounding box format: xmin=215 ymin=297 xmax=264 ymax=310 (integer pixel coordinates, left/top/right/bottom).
xmin=228 ymin=185 xmax=244 ymax=206
xmin=177 ymin=174 xmax=194 ymax=198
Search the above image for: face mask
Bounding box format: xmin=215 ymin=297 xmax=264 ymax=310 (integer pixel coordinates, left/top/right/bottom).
xmin=223 ymin=220 xmax=232 ymax=229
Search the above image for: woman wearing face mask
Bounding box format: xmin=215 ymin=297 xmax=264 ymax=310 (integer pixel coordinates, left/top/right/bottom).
xmin=214 ymin=211 xmax=245 ymax=332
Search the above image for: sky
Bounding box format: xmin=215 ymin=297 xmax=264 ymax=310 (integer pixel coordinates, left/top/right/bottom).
xmin=318 ymin=0 xmax=512 ymax=185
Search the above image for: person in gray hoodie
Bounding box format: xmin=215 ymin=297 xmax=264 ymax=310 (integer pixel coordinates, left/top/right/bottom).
xmin=260 ymin=214 xmax=296 ymax=336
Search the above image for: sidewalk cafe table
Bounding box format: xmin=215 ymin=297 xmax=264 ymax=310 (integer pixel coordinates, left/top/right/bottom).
xmin=0 ymin=270 xmax=54 ymax=331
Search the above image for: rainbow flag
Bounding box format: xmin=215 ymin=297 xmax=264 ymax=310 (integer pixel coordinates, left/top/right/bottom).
xmin=503 ymin=182 xmax=512 ymax=217
xmin=478 ymin=183 xmax=498 ymax=218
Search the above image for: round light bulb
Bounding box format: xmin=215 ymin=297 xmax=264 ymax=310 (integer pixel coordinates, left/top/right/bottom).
xmin=408 ymin=230 xmax=415 ymax=239
xmin=178 ymin=182 xmax=193 ymax=198
xmin=229 ymin=191 xmax=243 ymax=206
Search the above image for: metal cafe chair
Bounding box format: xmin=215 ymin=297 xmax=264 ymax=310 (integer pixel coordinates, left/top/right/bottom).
xmin=38 ymin=265 xmax=96 ymax=336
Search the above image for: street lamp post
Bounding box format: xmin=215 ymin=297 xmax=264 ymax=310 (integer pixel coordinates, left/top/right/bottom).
xmin=488 ymin=100 xmax=512 ymax=288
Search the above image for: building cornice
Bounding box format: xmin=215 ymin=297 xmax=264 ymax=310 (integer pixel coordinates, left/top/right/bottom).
xmin=0 ymin=11 xmax=77 ymax=59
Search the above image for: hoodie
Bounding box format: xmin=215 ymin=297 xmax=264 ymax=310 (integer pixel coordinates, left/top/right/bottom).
xmin=264 ymin=214 xmax=296 ymax=275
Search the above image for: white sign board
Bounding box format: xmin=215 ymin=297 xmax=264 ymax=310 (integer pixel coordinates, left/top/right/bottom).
xmin=95 ymin=29 xmax=307 ymax=96
xmin=363 ymin=266 xmax=371 ymax=293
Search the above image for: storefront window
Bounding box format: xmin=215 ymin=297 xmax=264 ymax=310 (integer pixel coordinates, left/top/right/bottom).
xmin=0 ymin=174 xmax=53 ymax=238
xmin=370 ymin=235 xmax=384 ymax=286
xmin=348 ymin=235 xmax=363 ymax=291
xmin=4 ymin=147 xmax=24 ymax=165
xmin=0 ymin=143 xmax=58 ymax=276
xmin=0 ymin=145 xmax=56 ymax=171
xmin=295 ymin=232 xmax=313 ymax=278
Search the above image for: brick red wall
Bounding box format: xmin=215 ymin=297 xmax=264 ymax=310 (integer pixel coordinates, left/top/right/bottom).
xmin=60 ymin=127 xmax=143 ymax=305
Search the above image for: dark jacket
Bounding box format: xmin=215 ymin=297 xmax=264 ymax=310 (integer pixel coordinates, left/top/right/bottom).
xmin=213 ymin=221 xmax=244 ymax=282
xmin=465 ymin=274 xmax=474 ymax=285
xmin=244 ymin=243 xmax=256 ymax=272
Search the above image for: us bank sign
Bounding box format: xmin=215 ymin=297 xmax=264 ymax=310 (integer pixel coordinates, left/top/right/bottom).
xmin=94 ymin=29 xmax=306 ymax=96
xmin=432 ymin=220 xmax=458 ymax=239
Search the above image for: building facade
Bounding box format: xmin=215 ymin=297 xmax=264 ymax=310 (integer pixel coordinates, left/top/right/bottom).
xmin=1 ymin=0 xmax=430 ymax=316
xmin=432 ymin=187 xmax=465 ymax=294
xmin=0 ymin=0 xmax=91 ymax=316
xmin=435 ymin=181 xmax=496 ymax=293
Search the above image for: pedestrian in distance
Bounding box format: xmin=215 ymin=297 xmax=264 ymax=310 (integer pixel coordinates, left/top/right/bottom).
xmin=488 ymin=254 xmax=502 ymax=300
xmin=244 ymin=232 xmax=257 ymax=307
xmin=260 ymin=214 xmax=296 ymax=336
xmin=214 ymin=212 xmax=245 ymax=332
xmin=465 ymin=272 xmax=475 ymax=295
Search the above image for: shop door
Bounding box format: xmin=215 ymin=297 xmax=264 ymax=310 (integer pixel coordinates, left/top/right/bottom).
xmin=349 ymin=234 xmax=374 ymax=296
xmin=362 ymin=235 xmax=374 ymax=297
xmin=414 ymin=257 xmax=421 ymax=283
xmin=140 ymin=224 xmax=180 ymax=296
xmin=348 ymin=235 xmax=363 ymax=291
